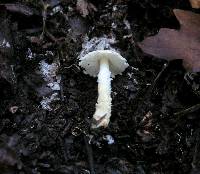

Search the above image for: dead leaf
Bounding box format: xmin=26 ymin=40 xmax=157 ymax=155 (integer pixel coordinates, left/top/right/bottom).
xmin=189 ymin=0 xmax=200 ymax=8
xmin=138 ymin=9 xmax=200 ymax=72
xmin=0 ymin=3 xmax=38 ymax=16
xmin=0 ymin=146 xmax=18 ymax=167
xmin=76 ymin=0 xmax=97 ymax=17
xmin=0 ymin=16 xmax=16 ymax=84
xmin=68 ymin=16 xmax=88 ymax=37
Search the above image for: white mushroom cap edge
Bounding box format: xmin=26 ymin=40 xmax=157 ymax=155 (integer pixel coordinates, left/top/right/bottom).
xmin=79 ymin=50 xmax=129 ymax=78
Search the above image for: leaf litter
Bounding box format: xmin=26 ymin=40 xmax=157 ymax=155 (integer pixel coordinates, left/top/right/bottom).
xmin=138 ymin=9 xmax=200 ymax=72
xmin=0 ymin=0 xmax=200 ymax=174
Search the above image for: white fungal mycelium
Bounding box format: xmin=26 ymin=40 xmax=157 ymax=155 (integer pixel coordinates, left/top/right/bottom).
xmin=39 ymin=56 xmax=61 ymax=111
xmin=0 ymin=38 xmax=11 ymax=48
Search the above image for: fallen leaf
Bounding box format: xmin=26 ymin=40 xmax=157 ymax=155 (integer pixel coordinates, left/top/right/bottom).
xmin=189 ymin=0 xmax=200 ymax=8
xmin=76 ymin=0 xmax=97 ymax=17
xmin=0 ymin=17 xmax=16 ymax=84
xmin=138 ymin=9 xmax=200 ymax=72
xmin=68 ymin=16 xmax=88 ymax=37
xmin=0 ymin=146 xmax=18 ymax=167
xmin=0 ymin=3 xmax=38 ymax=16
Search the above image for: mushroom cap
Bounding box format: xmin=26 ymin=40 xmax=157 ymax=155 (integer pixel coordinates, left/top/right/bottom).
xmin=79 ymin=50 xmax=129 ymax=77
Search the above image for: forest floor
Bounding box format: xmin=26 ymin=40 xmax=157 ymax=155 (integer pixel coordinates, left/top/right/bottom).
xmin=0 ymin=0 xmax=200 ymax=174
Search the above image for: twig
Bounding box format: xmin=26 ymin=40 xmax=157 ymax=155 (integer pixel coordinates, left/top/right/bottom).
xmin=174 ymin=103 xmax=200 ymax=119
xmin=133 ymin=63 xmax=169 ymax=118
xmin=191 ymin=129 xmax=200 ymax=170
xmin=40 ymin=0 xmax=49 ymax=40
xmin=146 ymin=63 xmax=168 ymax=94
xmin=57 ymin=49 xmax=65 ymax=102
xmin=84 ymin=135 xmax=95 ymax=174
xmin=59 ymin=137 xmax=68 ymax=162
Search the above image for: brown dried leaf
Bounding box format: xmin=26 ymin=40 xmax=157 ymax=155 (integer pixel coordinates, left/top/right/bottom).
xmin=189 ymin=0 xmax=200 ymax=8
xmin=138 ymin=9 xmax=200 ymax=72
xmin=76 ymin=0 xmax=97 ymax=17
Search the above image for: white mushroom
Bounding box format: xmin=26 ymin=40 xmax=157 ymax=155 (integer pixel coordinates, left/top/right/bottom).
xmin=79 ymin=50 xmax=129 ymax=128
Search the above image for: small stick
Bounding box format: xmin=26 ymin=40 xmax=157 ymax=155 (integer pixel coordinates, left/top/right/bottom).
xmin=134 ymin=63 xmax=169 ymax=118
xmin=40 ymin=0 xmax=49 ymax=40
xmin=174 ymin=103 xmax=200 ymax=118
xmin=84 ymin=135 xmax=95 ymax=174
xmin=59 ymin=137 xmax=68 ymax=162
xmin=191 ymin=130 xmax=200 ymax=170
xmin=57 ymin=49 xmax=65 ymax=102
xmin=146 ymin=63 xmax=168 ymax=96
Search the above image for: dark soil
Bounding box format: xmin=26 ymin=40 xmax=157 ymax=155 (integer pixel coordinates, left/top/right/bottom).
xmin=0 ymin=0 xmax=200 ymax=174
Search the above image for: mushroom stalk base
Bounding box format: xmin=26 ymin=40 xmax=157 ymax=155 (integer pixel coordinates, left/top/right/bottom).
xmin=91 ymin=57 xmax=112 ymax=128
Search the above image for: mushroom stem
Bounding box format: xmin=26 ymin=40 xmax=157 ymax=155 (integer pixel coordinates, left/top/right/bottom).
xmin=92 ymin=57 xmax=112 ymax=128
